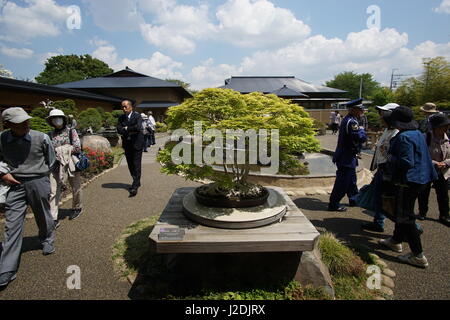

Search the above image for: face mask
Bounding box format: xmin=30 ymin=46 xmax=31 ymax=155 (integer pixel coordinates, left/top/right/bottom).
xmin=52 ymin=118 xmax=64 ymax=127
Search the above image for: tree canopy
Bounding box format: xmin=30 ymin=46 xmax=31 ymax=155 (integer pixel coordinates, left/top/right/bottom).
xmin=35 ymin=54 xmax=113 ymax=85
xmin=158 ymin=88 xmax=320 ymax=192
xmin=394 ymin=56 xmax=450 ymax=107
xmin=325 ymin=71 xmax=380 ymax=100
xmin=0 ymin=64 xmax=13 ymax=78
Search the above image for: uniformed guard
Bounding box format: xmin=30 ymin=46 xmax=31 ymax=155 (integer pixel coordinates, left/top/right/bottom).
xmin=328 ymin=98 xmax=367 ymax=212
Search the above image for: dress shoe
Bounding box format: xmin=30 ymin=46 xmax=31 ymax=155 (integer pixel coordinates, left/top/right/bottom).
xmin=439 ymin=216 xmax=450 ymax=227
xmin=361 ymin=222 xmax=384 ymax=233
xmin=129 ymin=189 xmax=138 ymax=198
xmin=328 ymin=206 xmax=347 ymax=212
xmin=0 ymin=272 xmax=16 ymax=287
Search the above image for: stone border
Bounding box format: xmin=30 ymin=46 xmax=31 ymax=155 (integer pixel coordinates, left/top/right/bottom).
xmin=369 ymin=253 xmax=397 ymax=300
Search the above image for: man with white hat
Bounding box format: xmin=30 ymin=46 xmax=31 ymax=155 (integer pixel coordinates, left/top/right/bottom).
xmin=0 ymin=107 xmax=56 ymax=287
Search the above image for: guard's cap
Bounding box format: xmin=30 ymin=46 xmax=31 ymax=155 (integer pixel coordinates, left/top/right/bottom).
xmin=346 ymin=98 xmax=364 ymax=110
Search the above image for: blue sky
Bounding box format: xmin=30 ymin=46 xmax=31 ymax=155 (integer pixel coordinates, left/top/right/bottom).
xmin=0 ymin=0 xmax=449 ymax=90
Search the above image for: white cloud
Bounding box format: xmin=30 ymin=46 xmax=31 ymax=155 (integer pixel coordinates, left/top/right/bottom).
xmin=0 ymin=46 xmax=34 ymax=59
xmin=139 ymin=3 xmax=215 ymax=54
xmin=189 ymin=58 xmax=243 ymax=89
xmin=434 ymin=0 xmax=450 ymax=13
xmin=186 ymin=28 xmax=449 ymax=90
xmin=215 ymin=0 xmax=311 ymax=48
xmin=91 ymin=42 xmax=183 ymax=80
xmin=0 ymin=0 xmax=70 ymax=42
xmin=82 ymin=0 xmax=144 ymax=32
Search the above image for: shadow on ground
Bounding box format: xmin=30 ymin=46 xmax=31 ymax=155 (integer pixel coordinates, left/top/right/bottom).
xmin=102 ymin=183 xmax=131 ymax=190
xmin=122 ymin=224 xmax=301 ymax=300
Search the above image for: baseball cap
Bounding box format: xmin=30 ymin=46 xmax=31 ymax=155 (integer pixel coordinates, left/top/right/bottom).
xmin=2 ymin=107 xmax=32 ymax=124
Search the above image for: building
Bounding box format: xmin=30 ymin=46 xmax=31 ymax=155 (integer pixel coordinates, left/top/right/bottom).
xmin=220 ymin=76 xmax=350 ymax=123
xmin=56 ymin=67 xmax=192 ymax=122
xmin=0 ymin=76 xmax=123 ymax=114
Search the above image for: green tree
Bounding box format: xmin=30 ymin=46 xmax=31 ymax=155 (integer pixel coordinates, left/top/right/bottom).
xmin=51 ymin=99 xmax=79 ymax=118
xmin=35 ymin=54 xmax=113 ymax=85
xmin=326 ymin=72 xmax=380 ymax=100
xmin=78 ymin=108 xmax=103 ymax=132
xmin=157 ymin=88 xmax=320 ymax=195
xmin=369 ymin=87 xmax=395 ymax=107
xmin=394 ymin=57 xmax=450 ymax=107
xmin=0 ymin=64 xmax=13 ymax=78
xmin=29 ymin=117 xmax=52 ymax=133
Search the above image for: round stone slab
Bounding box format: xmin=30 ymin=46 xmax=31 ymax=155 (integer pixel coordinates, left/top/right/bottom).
xmin=182 ymin=188 xmax=287 ymax=229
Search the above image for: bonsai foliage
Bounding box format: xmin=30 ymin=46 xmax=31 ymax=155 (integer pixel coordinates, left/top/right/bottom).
xmin=158 ymin=88 xmax=320 ymax=196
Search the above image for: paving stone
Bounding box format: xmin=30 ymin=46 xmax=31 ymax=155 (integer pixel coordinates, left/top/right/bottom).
xmin=380 ymin=286 xmax=394 ymax=296
xmin=382 ymin=268 xmax=396 ymax=278
xmin=376 ymin=259 xmax=388 ymax=268
xmin=381 ymin=275 xmax=395 ymax=289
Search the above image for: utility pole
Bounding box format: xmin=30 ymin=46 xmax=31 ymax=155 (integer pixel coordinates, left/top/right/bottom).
xmin=359 ymin=76 xmax=363 ymax=98
xmin=390 ymin=68 xmax=398 ymax=91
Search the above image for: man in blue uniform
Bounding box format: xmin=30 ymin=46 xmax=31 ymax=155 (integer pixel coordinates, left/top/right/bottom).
xmin=328 ymin=99 xmax=367 ymax=212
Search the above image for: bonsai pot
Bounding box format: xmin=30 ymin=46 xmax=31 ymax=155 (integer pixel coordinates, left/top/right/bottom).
xmin=194 ymin=185 xmax=270 ymax=208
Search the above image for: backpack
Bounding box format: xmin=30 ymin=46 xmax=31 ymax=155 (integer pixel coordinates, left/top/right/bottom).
xmin=67 ymin=129 xmax=89 ymax=172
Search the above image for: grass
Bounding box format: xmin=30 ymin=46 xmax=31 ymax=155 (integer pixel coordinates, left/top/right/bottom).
xmin=112 ymin=219 xmax=380 ymax=300
xmin=111 ymin=146 xmax=125 ymax=165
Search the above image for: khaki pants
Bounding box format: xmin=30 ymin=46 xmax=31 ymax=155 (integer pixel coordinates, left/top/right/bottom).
xmin=49 ymin=170 xmax=82 ymax=221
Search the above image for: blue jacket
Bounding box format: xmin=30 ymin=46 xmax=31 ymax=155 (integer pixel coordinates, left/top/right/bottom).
xmin=388 ymin=130 xmax=438 ymax=185
xmin=333 ymin=114 xmax=367 ymax=168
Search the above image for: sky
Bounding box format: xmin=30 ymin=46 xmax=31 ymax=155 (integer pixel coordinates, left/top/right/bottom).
xmin=0 ymin=0 xmax=449 ymax=90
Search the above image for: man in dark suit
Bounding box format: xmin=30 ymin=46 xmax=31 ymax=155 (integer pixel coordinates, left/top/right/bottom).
xmin=117 ymin=100 xmax=144 ymax=197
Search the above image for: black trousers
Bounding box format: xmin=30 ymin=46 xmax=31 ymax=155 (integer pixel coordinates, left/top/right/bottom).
xmin=329 ymin=166 xmax=358 ymax=209
xmin=392 ymin=183 xmax=426 ymax=255
xmin=124 ymin=147 xmax=143 ymax=190
xmin=418 ymin=174 xmax=449 ymax=219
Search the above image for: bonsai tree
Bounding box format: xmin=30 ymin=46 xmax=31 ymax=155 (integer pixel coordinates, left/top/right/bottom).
xmin=157 ymin=88 xmax=320 ymax=203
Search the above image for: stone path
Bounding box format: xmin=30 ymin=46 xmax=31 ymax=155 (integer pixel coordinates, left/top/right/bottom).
xmin=0 ymin=131 xmax=448 ymax=300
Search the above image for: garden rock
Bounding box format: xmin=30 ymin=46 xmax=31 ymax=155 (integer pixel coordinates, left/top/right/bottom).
xmin=381 ymin=275 xmax=395 ymax=289
xmin=382 ymin=268 xmax=396 ymax=278
xmin=82 ymin=135 xmax=112 ymax=153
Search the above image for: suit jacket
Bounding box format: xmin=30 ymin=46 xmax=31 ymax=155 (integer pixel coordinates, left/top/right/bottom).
xmin=117 ymin=111 xmax=144 ymax=150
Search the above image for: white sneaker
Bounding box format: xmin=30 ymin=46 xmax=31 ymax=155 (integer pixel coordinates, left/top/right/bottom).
xmin=379 ymin=237 xmax=403 ymax=253
xmin=398 ymin=253 xmax=429 ymax=268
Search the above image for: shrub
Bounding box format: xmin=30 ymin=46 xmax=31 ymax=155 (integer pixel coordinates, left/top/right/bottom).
xmin=366 ymin=107 xmax=381 ymax=131
xmin=104 ymin=112 xmax=117 ymax=128
xmin=112 ymin=110 xmax=124 ymax=119
xmin=82 ymin=147 xmax=114 ymax=178
xmin=29 ymin=117 xmax=52 ymax=133
xmin=51 ymin=99 xmax=79 ymax=118
xmin=155 ymin=122 xmax=168 ymax=133
xmin=78 ymin=108 xmax=103 ymax=132
xmin=30 ymin=107 xmax=50 ymax=119
xmin=313 ymin=119 xmax=326 ymax=136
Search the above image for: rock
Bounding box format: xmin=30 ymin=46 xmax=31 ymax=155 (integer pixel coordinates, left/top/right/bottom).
xmin=382 ymin=268 xmax=396 ymax=278
xmin=127 ymin=274 xmax=137 ymax=285
xmin=286 ymin=191 xmax=295 ymax=196
xmin=381 ymin=275 xmax=395 ymax=289
xmin=81 ymin=135 xmax=112 ymax=153
xmin=26 ymin=213 xmax=34 ymax=220
xmin=316 ymin=190 xmax=327 ymax=195
xmin=296 ymin=191 xmax=306 ymax=197
xmin=369 ymin=253 xmax=380 ymax=260
xmin=374 ymin=296 xmax=386 ymax=300
xmin=376 ymin=259 xmax=388 ymax=268
xmin=296 ymin=247 xmax=335 ymax=298
xmin=380 ymin=286 xmax=394 ymax=296
xmin=305 ymin=190 xmax=317 ymax=196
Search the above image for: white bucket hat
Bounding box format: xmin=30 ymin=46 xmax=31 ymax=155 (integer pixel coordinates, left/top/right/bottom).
xmin=46 ymin=109 xmax=66 ymax=119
